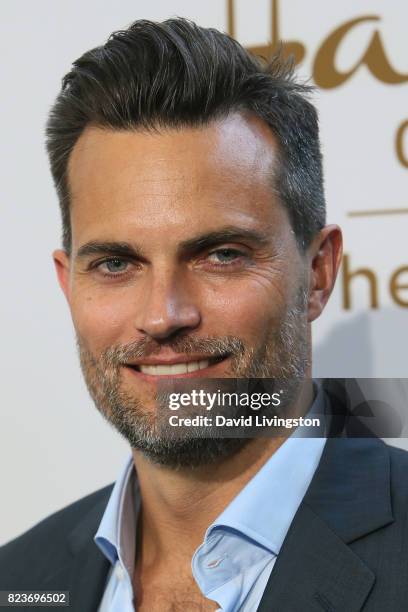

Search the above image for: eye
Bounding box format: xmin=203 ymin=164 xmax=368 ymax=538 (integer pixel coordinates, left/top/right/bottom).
xmin=96 ymin=257 xmax=130 ymax=275
xmin=207 ymin=248 xmax=245 ymax=265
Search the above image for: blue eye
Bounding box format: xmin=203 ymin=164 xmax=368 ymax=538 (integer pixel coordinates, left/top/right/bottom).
xmin=99 ymin=258 xmax=129 ymax=274
xmin=208 ymin=249 xmax=243 ymax=264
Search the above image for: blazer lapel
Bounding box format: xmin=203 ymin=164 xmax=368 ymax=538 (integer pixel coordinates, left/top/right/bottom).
xmin=54 ymin=489 xmax=113 ymax=612
xmin=257 ymin=504 xmax=375 ymax=612
xmin=258 ymin=437 xmax=393 ymax=612
xmin=68 ymin=541 xmax=111 ymax=612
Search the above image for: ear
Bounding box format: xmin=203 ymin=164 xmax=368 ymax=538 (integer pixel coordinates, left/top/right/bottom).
xmin=52 ymin=249 xmax=72 ymax=304
xmin=306 ymin=225 xmax=343 ymax=322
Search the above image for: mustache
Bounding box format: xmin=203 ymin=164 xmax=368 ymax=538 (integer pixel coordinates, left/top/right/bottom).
xmin=99 ymin=335 xmax=246 ymax=367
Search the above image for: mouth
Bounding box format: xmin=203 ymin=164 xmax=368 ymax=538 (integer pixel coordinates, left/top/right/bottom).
xmin=124 ymin=354 xmax=230 ymax=378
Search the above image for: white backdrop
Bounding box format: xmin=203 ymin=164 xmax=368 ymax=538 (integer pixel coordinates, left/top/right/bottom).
xmin=1 ymin=0 xmax=407 ymax=545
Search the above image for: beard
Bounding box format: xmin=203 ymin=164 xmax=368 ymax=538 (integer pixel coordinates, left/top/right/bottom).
xmin=77 ymin=286 xmax=310 ymax=468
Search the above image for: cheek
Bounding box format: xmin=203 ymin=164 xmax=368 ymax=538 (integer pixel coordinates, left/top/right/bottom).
xmin=70 ymin=288 xmax=135 ymax=353
xmin=201 ymin=279 xmax=287 ymax=342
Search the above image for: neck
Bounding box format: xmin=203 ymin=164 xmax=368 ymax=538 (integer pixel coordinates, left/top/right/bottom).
xmin=133 ymin=437 xmax=284 ymax=562
xmin=132 ymin=378 xmax=314 ymax=566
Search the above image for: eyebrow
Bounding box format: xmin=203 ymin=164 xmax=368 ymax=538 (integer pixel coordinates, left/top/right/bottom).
xmin=178 ymin=227 xmax=271 ymax=253
xmin=75 ymin=227 xmax=271 ymax=260
xmin=76 ymin=241 xmax=145 ymax=260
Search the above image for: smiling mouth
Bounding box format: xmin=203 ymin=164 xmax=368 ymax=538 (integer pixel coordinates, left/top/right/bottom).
xmin=126 ymin=355 xmax=229 ymax=376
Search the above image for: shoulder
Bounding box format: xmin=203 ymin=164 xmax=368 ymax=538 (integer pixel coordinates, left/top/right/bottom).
xmin=386 ymin=442 xmax=408 ymax=506
xmin=349 ymin=439 xmax=408 ymax=531
xmin=387 ymin=441 xmax=408 ymax=466
xmin=0 ymin=483 xmax=113 ymax=588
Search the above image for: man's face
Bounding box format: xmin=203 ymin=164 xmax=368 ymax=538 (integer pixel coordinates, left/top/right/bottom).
xmin=54 ymin=113 xmax=334 ymax=466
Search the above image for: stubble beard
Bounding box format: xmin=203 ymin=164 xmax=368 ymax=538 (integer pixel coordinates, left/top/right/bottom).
xmin=77 ymin=288 xmax=310 ymax=468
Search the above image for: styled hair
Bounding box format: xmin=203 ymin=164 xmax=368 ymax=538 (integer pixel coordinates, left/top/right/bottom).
xmin=46 ymin=18 xmax=325 ymax=254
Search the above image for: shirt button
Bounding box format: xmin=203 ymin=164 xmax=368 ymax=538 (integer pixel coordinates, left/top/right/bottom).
xmin=115 ymin=563 xmax=126 ymax=580
xmin=207 ymin=558 xmax=223 ymax=569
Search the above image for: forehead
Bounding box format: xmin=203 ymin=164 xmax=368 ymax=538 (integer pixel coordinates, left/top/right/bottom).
xmin=67 ymin=113 xmax=288 ymax=249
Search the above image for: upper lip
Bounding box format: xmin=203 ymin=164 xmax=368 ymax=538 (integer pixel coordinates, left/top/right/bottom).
xmin=125 ymin=353 xmax=228 ymax=366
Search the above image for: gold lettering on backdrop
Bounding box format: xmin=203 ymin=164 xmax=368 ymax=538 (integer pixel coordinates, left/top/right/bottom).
xmin=342 ymin=254 xmax=379 ymax=310
xmin=227 ymin=0 xmax=408 ymax=89
xmin=390 ymin=266 xmax=408 ymax=307
xmin=227 ymin=0 xmax=306 ymax=65
xmin=341 ymin=256 xmax=408 ymax=309
xmin=313 ymin=16 xmax=408 ymax=89
xmin=396 ymin=120 xmax=408 ymax=168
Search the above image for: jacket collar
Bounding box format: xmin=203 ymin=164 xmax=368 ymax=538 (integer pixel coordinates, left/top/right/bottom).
xmin=257 ymin=436 xmax=393 ymax=612
xmin=304 ymin=437 xmax=392 ymax=543
xmin=63 ymin=491 xmax=113 ymax=612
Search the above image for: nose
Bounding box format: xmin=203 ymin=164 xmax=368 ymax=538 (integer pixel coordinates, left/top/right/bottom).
xmin=134 ymin=268 xmax=201 ymax=340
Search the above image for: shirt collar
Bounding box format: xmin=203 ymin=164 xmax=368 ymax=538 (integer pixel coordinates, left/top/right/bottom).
xmin=94 ymin=383 xmax=327 ymax=571
xmin=94 ymin=455 xmax=138 ymax=575
xmin=203 ymin=385 xmax=327 ymax=555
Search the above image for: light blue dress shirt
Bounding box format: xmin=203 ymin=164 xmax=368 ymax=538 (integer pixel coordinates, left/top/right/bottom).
xmin=95 ymin=389 xmax=327 ymax=611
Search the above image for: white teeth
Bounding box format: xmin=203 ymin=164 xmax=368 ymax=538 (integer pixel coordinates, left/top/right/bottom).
xmin=139 ymin=364 xmax=157 ymax=375
xmin=168 ymin=363 xmax=188 ymax=375
xmin=139 ymin=359 xmax=210 ymax=376
xmin=188 ymin=360 xmax=209 ymax=372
